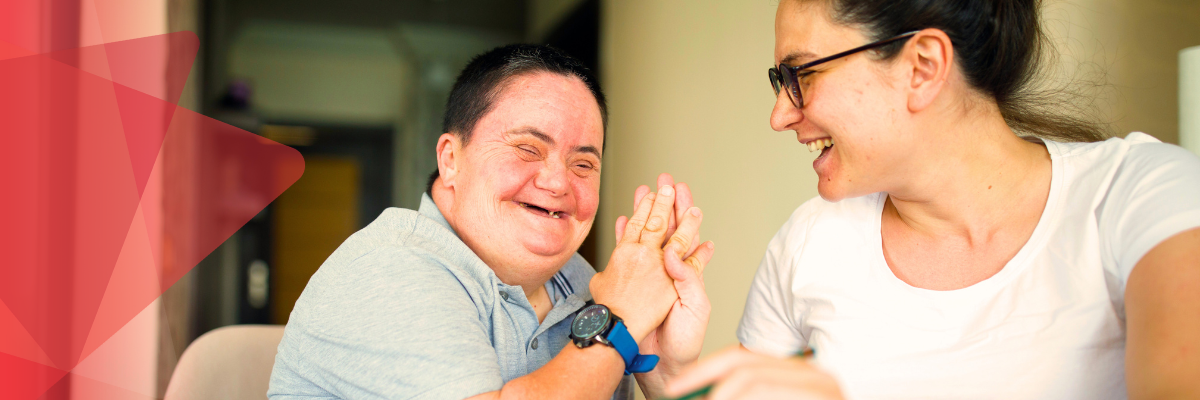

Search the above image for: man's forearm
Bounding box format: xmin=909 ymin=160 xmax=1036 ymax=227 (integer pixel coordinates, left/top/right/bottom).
xmin=468 ymin=344 xmax=627 ymax=400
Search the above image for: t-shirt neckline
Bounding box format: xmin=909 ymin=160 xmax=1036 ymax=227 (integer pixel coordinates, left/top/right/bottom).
xmin=868 ymin=139 xmax=1066 ymax=297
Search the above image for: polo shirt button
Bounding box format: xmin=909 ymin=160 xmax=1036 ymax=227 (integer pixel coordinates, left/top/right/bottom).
xmin=500 ymin=292 xmax=509 ymax=301
xmin=531 ymin=338 xmax=539 ymax=350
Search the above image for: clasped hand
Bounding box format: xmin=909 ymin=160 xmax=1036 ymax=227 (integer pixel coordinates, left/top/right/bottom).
xmin=589 ymin=173 xmax=715 ymax=396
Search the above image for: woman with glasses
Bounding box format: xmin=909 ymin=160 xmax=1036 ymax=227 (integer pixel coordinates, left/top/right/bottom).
xmin=663 ymin=0 xmax=1200 ymax=399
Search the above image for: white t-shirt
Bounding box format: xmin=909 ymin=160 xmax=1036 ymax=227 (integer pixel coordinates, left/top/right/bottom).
xmin=737 ymin=133 xmax=1200 ymax=400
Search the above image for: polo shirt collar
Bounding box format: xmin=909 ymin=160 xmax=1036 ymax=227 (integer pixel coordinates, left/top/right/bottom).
xmin=418 ymin=193 xmax=455 ymax=234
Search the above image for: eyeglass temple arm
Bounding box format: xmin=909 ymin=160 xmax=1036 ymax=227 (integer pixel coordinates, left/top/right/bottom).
xmin=789 ymin=30 xmax=922 ymax=72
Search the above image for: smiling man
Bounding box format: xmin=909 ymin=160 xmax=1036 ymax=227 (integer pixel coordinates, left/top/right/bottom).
xmin=268 ymin=45 xmax=715 ymax=400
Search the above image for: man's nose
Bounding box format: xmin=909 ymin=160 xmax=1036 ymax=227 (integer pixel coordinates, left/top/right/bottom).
xmin=769 ymin=90 xmax=803 ymax=132
xmin=534 ymin=162 xmax=571 ymax=196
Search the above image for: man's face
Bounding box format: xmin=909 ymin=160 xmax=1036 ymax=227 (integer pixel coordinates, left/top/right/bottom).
xmin=442 ymin=71 xmax=603 ymax=282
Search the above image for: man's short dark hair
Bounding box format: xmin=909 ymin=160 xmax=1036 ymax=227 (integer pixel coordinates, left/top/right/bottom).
xmin=426 ymin=44 xmax=607 ymax=195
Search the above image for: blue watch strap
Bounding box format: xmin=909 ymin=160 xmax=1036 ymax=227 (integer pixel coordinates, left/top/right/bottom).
xmin=608 ymin=321 xmax=659 ymax=374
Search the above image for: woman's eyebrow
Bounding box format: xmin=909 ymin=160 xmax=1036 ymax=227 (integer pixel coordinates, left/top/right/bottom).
xmin=781 ymin=51 xmax=818 ymax=65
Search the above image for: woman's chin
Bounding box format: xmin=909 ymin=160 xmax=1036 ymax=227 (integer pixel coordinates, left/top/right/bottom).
xmin=817 ymin=180 xmax=852 ymax=202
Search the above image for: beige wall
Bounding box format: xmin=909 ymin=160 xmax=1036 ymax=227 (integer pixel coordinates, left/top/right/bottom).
xmin=598 ymin=0 xmax=1200 ymax=366
xmin=599 ymin=0 xmax=817 ymax=358
xmin=1042 ymin=0 xmax=1200 ymax=144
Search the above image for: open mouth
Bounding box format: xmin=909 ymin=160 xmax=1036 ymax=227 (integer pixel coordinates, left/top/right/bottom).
xmin=806 ymin=138 xmax=833 ymax=152
xmin=807 ymin=138 xmax=834 ymax=161
xmin=517 ymin=201 xmax=565 ymax=219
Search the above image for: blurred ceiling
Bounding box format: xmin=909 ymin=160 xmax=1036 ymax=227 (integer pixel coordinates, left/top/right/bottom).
xmin=215 ymin=0 xmax=527 ymax=36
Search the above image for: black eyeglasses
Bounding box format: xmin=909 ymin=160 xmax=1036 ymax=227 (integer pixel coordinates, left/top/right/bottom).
xmin=769 ymin=31 xmax=920 ymax=109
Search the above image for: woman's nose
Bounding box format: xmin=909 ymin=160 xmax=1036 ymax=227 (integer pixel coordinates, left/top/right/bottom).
xmin=770 ymin=90 xmax=803 ymax=132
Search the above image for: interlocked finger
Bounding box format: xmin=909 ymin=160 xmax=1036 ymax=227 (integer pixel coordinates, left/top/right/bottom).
xmin=665 ymin=207 xmax=703 ymax=260
xmin=684 ymin=241 xmax=715 ymax=276
xmin=614 ymin=215 xmax=628 ymax=242
xmin=632 ymin=184 xmax=651 ymax=210
xmin=638 ymin=185 xmax=676 ymax=246
xmin=620 ymin=192 xmax=657 ymax=244
xmin=673 ymin=182 xmax=694 ymax=228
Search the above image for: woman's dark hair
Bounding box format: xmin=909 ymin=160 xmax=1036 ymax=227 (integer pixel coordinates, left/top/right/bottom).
xmin=426 ymin=44 xmax=607 ymax=194
xmin=820 ymin=0 xmax=1108 ymax=142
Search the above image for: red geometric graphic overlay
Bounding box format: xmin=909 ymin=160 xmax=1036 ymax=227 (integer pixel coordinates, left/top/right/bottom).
xmin=0 ymin=30 xmax=305 ymax=399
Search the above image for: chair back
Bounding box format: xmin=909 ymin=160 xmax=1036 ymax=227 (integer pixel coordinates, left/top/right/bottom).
xmin=164 ymin=325 xmax=286 ymax=400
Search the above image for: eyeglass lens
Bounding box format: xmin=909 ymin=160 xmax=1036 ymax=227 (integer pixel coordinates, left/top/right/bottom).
xmin=769 ymin=69 xmax=782 ymax=95
xmin=769 ymin=66 xmax=802 ymax=108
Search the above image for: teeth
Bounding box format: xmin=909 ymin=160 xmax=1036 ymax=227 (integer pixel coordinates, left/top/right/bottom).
xmin=520 ymin=201 xmax=562 ymax=218
xmin=806 ymin=138 xmax=834 ymax=152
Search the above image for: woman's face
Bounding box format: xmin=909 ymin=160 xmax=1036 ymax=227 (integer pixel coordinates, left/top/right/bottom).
xmin=772 ymin=0 xmax=920 ymax=201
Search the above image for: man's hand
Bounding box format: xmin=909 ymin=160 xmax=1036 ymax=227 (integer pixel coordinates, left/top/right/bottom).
xmin=664 ymin=346 xmax=845 ymax=400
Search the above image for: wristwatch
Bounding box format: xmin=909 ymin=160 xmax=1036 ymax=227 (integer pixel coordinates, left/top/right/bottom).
xmin=569 ymin=302 xmax=659 ymax=375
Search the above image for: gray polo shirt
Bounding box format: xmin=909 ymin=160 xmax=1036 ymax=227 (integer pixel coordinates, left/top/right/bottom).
xmin=268 ymin=194 xmax=634 ymax=399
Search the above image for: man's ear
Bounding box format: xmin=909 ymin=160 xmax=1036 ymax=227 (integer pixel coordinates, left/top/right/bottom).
xmin=905 ymin=29 xmax=954 ymax=112
xmin=436 ymin=133 xmax=461 ymax=188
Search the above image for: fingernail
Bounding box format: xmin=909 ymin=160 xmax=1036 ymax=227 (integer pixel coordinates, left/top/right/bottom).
xmin=661 ymin=185 xmax=674 ymax=196
xmin=690 ymin=207 xmax=701 ymax=217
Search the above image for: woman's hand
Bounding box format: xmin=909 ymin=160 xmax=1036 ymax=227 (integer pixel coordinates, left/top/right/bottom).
xmin=634 ymin=210 xmax=714 ymax=398
xmin=614 ymin=173 xmax=715 ymax=398
xmin=591 ymin=183 xmax=707 ymax=341
xmin=615 ymin=173 xmax=701 ymax=257
xmin=664 ymin=346 xmax=845 ymax=400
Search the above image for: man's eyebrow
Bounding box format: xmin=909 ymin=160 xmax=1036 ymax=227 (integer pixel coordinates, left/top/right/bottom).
xmin=574 ymin=145 xmax=601 ymax=158
xmin=780 ymin=51 xmax=819 ymax=66
xmin=507 ymin=127 xmax=556 ymax=146
xmin=506 ymin=127 xmax=602 ymax=158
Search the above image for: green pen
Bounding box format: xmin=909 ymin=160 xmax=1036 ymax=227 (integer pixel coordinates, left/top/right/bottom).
xmin=659 ymin=347 xmax=815 ymax=400
xmin=662 ymin=385 xmax=710 ymax=400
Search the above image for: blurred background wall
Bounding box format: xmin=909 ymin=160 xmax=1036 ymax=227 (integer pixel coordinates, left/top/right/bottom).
xmin=597 ymin=1 xmax=811 ymax=360
xmin=1039 ymin=0 xmax=1200 ymax=144
xmin=111 ymin=0 xmax=1199 ymax=397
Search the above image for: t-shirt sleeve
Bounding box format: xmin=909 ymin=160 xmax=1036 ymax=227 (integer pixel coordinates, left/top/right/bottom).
xmin=268 ymin=247 xmax=502 ymax=400
xmin=1099 ymin=136 xmax=1200 ymax=296
xmin=737 ymin=209 xmax=808 ymax=358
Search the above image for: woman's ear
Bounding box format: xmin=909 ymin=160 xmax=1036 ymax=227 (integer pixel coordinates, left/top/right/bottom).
xmin=435 ymin=133 xmax=461 ymax=188
xmin=905 ymin=29 xmax=955 ymax=112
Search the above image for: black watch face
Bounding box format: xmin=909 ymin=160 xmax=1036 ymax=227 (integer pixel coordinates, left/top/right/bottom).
xmin=572 ymin=304 xmax=611 ymax=338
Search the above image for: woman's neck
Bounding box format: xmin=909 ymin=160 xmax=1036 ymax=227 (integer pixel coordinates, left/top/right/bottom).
xmin=885 ymin=104 xmax=1052 ymax=245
